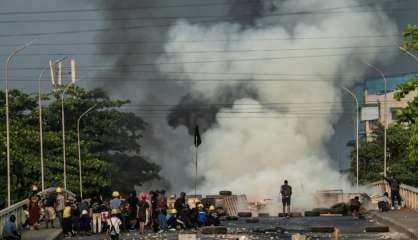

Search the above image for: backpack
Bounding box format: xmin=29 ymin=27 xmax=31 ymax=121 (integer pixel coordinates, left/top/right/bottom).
xmin=281 ymin=185 xmax=291 ymax=197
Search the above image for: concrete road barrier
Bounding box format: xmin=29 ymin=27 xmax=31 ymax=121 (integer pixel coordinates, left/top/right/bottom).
xmin=290 ymin=212 xmax=303 ymax=217
xmin=365 ymin=226 xmax=390 ymax=232
xmin=310 ymin=226 xmax=335 ymax=233
xmin=238 ymin=212 xmax=252 ymax=218
xmin=200 ymin=226 xmax=228 ymax=234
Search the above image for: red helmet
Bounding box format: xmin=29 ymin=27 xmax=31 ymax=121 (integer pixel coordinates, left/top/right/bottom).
xmin=140 ymin=192 xmax=147 ymax=200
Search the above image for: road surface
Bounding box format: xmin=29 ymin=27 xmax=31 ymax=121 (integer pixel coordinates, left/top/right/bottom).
xmin=62 ymin=215 xmax=408 ymax=239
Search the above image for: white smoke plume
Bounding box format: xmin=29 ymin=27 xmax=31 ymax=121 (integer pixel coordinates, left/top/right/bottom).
xmin=156 ymin=0 xmax=398 ymax=209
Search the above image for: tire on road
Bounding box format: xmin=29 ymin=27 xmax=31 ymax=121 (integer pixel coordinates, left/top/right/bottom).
xmin=310 ymin=226 xmax=335 ymax=233
xmin=365 ymin=226 xmax=390 ymax=232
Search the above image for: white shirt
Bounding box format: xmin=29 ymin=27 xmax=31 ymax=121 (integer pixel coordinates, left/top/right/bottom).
xmin=107 ymin=216 xmax=122 ymax=234
xmin=56 ymin=194 xmax=65 ymax=211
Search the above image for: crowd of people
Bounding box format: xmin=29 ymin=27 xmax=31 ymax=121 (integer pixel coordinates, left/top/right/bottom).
xmin=1 ymin=177 xmax=403 ymax=239
xmin=2 ymin=186 xmax=221 ymax=239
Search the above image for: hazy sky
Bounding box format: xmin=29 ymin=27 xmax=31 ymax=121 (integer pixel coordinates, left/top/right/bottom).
xmin=1 ymin=0 xmax=417 ymax=175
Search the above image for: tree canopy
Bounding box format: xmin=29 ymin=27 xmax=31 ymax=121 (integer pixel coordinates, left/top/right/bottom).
xmin=352 ymin=24 xmax=418 ymax=186
xmin=0 ymin=87 xmax=160 ymax=206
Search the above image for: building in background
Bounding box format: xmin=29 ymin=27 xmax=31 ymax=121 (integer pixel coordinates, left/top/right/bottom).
xmin=357 ymin=72 xmax=417 ymax=139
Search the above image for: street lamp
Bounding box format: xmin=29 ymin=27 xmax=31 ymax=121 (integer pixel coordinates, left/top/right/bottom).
xmin=38 ymin=57 xmax=66 ymax=191
xmin=77 ymin=104 xmax=97 ymax=199
xmin=342 ymin=87 xmax=359 ymax=188
xmin=60 ymin=83 xmax=73 ymax=190
xmin=399 ymin=46 xmax=418 ymax=62
xmin=4 ymin=40 xmax=34 ymax=207
xmin=366 ymin=63 xmax=388 ymax=177
xmin=51 ymin=58 xmax=76 ymax=190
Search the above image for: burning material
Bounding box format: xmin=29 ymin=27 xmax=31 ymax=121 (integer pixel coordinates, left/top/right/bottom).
xmin=248 ymin=198 xmax=273 ymax=212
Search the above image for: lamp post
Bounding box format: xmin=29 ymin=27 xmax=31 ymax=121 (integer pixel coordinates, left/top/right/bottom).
xmin=399 ymin=46 xmax=418 ymax=62
xmin=60 ymin=83 xmax=73 ymax=190
xmin=77 ymin=104 xmax=97 ymax=199
xmin=366 ymin=63 xmax=388 ymax=177
xmin=342 ymin=87 xmax=359 ymax=188
xmin=4 ymin=40 xmax=34 ymax=207
xmin=38 ymin=57 xmax=66 ymax=191
xmin=55 ymin=59 xmax=77 ymax=190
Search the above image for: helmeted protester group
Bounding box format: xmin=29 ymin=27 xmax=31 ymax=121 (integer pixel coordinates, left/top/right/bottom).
xmin=3 ymin=186 xmax=221 ymax=239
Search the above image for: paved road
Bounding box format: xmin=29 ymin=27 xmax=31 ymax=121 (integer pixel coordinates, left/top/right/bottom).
xmin=371 ymin=208 xmax=418 ymax=239
xmin=59 ymin=215 xmax=408 ymax=240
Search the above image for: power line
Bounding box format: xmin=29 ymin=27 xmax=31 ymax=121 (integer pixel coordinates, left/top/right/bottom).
xmin=6 ymin=50 xmax=393 ymax=71
xmin=0 ymin=7 xmax=415 ymax=24
xmin=0 ymin=1 xmax=259 ymax=15
xmin=0 ymin=37 xmax=399 ymax=48
xmin=0 ymin=44 xmax=399 ymax=56
xmin=0 ymin=17 xmax=403 ymax=38
xmin=0 ymin=0 xmax=407 ymax=16
xmin=1 ymin=77 xmax=386 ymax=83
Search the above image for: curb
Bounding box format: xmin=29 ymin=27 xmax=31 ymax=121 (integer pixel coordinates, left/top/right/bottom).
xmin=370 ymin=212 xmax=418 ymax=240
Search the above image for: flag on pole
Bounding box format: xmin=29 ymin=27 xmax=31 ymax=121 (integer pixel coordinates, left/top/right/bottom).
xmin=194 ymin=125 xmax=202 ymax=147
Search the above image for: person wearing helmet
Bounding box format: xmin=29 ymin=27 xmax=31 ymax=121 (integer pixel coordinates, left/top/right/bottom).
xmin=28 ymin=185 xmax=41 ymax=230
xmin=206 ymin=205 xmax=220 ymax=226
xmin=110 ymin=191 xmax=121 ymax=212
xmin=62 ymin=201 xmax=74 ymax=237
xmin=166 ymin=208 xmax=177 ymax=230
xmin=107 ymin=209 xmax=122 ymax=240
xmin=196 ymin=204 xmax=207 ymax=227
xmin=55 ymin=187 xmax=65 ymax=227
xmin=137 ymin=192 xmax=149 ymax=235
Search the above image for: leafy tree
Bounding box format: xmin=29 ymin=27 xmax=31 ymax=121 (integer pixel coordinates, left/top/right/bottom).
xmin=397 ymin=24 xmax=418 ymax=162
xmin=352 ymin=123 xmax=414 ymax=184
xmin=0 ymin=87 xmax=160 ymax=205
xmin=403 ymin=24 xmax=418 ymax=50
xmin=351 ymin=24 xmax=418 ymax=186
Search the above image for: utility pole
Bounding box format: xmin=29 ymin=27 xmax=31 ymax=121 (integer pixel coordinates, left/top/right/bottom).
xmin=4 ymin=40 xmax=34 ymax=207
xmin=366 ymin=63 xmax=388 ymax=177
xmin=50 ymin=58 xmax=76 ymax=190
xmin=38 ymin=57 xmax=67 ymax=191
xmin=77 ymin=104 xmax=97 ymax=199
xmin=342 ymin=87 xmax=359 ymax=188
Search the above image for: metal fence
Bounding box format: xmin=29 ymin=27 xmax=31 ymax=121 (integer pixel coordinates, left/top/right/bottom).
xmin=0 ymin=188 xmax=75 ymax=237
xmin=370 ymin=180 xmax=418 ymax=210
